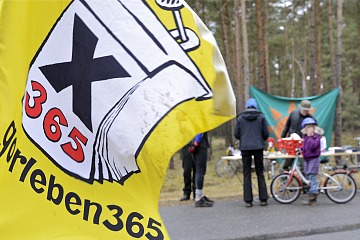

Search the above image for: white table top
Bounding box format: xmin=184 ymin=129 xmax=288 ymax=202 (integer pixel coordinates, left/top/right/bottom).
xmin=221 ymin=151 xmax=360 ymax=161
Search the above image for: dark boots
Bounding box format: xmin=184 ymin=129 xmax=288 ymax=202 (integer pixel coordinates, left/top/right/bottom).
xmin=302 ymin=193 xmax=317 ymax=206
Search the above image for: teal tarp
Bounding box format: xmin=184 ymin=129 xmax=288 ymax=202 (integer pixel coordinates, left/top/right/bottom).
xmin=250 ymin=86 xmax=340 ymax=148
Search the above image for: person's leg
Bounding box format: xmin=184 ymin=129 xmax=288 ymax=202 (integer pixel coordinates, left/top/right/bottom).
xmin=302 ymin=160 xmax=310 ymax=194
xmin=241 ymin=150 xmax=253 ymax=204
xmin=194 ymin=147 xmax=207 ymax=195
xmin=180 ymin=148 xmax=192 ymax=200
xmin=194 ymin=147 xmax=213 ymax=207
xmin=303 ymin=173 xmax=318 ymax=206
xmin=303 ymin=159 xmax=316 ymax=205
xmin=253 ymin=149 xmax=268 ymax=204
xmin=191 ymin=158 xmax=196 ymax=199
xmin=308 ymin=174 xmax=318 ymax=194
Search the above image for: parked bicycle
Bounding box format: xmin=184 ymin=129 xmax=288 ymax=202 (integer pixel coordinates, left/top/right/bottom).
xmin=215 ymin=157 xmax=241 ymax=179
xmin=270 ymin=150 xmax=357 ymax=204
xmin=215 ymin=145 xmax=242 ymax=178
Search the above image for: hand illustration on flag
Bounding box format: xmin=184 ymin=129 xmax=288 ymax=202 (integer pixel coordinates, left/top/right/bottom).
xmin=0 ymin=0 xmax=235 ymax=239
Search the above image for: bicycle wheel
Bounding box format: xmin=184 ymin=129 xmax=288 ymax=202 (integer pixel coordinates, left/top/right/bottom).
xmin=324 ymin=172 xmax=357 ymax=204
xmin=270 ymin=173 xmax=301 ymax=204
xmin=215 ymin=159 xmax=238 ymax=178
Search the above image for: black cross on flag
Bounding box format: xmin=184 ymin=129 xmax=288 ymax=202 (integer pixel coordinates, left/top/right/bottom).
xmin=40 ymin=14 xmax=130 ymax=132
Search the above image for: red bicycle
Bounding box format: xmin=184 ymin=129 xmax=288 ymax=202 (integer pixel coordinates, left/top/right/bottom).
xmin=270 ymin=151 xmax=357 ymax=204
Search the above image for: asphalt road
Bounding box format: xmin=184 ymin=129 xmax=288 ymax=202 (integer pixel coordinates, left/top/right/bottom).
xmin=159 ymin=193 xmax=360 ymax=240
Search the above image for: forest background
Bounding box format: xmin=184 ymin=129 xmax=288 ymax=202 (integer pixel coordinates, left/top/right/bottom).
xmin=185 ymin=0 xmax=360 ymax=147
xmin=160 ymin=0 xmax=360 ymax=204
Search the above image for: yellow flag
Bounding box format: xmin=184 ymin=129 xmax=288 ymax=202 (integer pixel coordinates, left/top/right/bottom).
xmin=0 ymin=0 xmax=235 ymax=239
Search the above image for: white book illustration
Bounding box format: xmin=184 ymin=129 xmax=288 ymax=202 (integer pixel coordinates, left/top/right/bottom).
xmin=22 ymin=0 xmax=212 ymax=184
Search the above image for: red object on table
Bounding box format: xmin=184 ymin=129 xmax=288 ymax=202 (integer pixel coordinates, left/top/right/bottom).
xmin=277 ymin=138 xmax=302 ymax=155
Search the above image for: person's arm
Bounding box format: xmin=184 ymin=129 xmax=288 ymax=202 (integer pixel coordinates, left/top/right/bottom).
xmin=188 ymin=133 xmax=203 ymax=153
xmin=262 ymin=116 xmax=269 ymax=140
xmin=234 ymin=117 xmax=241 ymax=140
xmin=320 ymin=136 xmax=327 ymax=151
xmin=193 ymin=133 xmax=203 ymax=146
xmin=281 ymin=113 xmax=292 ymax=138
xmin=306 ymin=135 xmax=321 ymax=151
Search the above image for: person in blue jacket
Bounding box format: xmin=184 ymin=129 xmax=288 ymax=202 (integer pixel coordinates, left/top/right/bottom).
xmin=188 ymin=132 xmax=214 ymax=207
xmin=234 ymin=98 xmax=269 ymax=207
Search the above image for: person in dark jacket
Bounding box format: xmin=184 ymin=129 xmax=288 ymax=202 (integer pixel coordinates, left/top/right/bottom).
xmin=234 ymin=98 xmax=269 ymax=207
xmin=179 ymin=142 xmax=195 ymax=201
xmin=281 ymin=100 xmax=316 ymax=138
xmin=188 ymin=132 xmax=214 ymax=207
xmin=281 ymin=100 xmax=316 ymax=170
xmin=300 ymin=117 xmax=322 ymax=206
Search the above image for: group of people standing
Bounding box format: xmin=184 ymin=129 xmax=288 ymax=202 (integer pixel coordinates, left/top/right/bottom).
xmin=179 ymin=98 xmax=323 ymax=207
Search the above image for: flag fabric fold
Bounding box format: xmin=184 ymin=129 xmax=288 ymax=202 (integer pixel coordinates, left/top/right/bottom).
xmin=0 ymin=0 xmax=235 ymax=239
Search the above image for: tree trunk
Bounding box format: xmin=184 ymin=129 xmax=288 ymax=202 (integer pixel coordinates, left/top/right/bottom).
xmin=241 ymin=0 xmax=250 ymax=101
xmin=220 ymin=0 xmax=231 ymax=81
xmin=335 ymin=0 xmax=343 ymax=147
xmin=226 ymin=3 xmax=236 ymax=100
xmin=220 ymin=0 xmax=233 ymax=147
xmin=194 ymin=0 xmax=200 ymax=14
xmin=290 ymin=3 xmax=296 ymax=98
xmin=301 ymin=58 xmax=307 ymax=97
xmin=201 ymin=0 xmax=206 ymax=23
xmin=291 ymin=37 xmax=295 ymax=98
xmin=315 ymin=0 xmax=322 ymax=94
xmin=356 ymin=1 xmax=360 ymax=102
xmin=255 ymin=0 xmax=266 ymax=91
xmin=297 ymin=0 xmax=308 ymax=97
xmin=264 ymin=0 xmax=271 ymax=92
xmin=327 ymin=0 xmax=337 ymax=88
xmin=234 ymin=0 xmax=243 ymax=114
xmin=282 ymin=1 xmax=290 ymax=95
xmin=309 ymin=0 xmax=316 ymax=96
xmin=169 ymin=156 xmax=174 ymax=169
